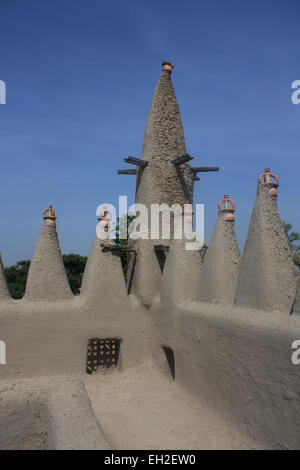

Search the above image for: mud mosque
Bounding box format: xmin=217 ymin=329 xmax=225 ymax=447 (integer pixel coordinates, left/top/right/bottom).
xmin=0 ymin=61 xmax=299 ymax=450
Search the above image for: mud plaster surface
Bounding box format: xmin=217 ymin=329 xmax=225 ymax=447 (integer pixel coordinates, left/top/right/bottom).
xmin=0 ymin=375 xmax=110 ymax=450
xmin=85 ymin=361 xmax=261 ymax=450
xmin=136 ymin=70 xmax=194 ymax=209
xmin=235 ymin=183 xmax=297 ymax=312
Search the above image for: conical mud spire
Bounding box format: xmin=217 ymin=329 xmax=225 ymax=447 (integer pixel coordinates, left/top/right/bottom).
xmin=128 ymin=62 xmax=195 ymax=307
xmin=80 ymin=209 xmax=128 ymax=309
xmin=200 ymin=195 xmax=240 ymax=305
xmin=127 ymin=238 xmax=162 ymax=308
xmin=129 ymin=61 xmax=195 ymax=306
xmin=161 ymin=201 xmax=205 ymax=305
xmin=135 ymin=60 xmax=194 ymax=208
xmin=24 ymin=206 xmax=72 ymax=301
xmin=235 ymin=169 xmax=297 ymax=313
xmin=0 ymin=254 xmax=10 ymax=300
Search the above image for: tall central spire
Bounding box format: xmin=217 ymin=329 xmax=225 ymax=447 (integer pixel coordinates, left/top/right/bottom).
xmin=127 ymin=62 xmax=196 ymax=307
xmin=135 ymin=60 xmax=194 ymax=208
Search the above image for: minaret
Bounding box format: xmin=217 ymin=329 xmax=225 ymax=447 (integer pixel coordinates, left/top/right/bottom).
xmin=135 ymin=60 xmax=194 ymax=208
xmin=24 ymin=206 xmax=73 ymax=301
xmin=200 ymin=195 xmax=240 ymax=305
xmin=235 ymin=169 xmax=297 ymax=313
xmin=128 ymin=61 xmax=195 ymax=307
xmin=0 ymin=254 xmax=10 ymax=300
xmin=80 ymin=208 xmax=128 ymax=310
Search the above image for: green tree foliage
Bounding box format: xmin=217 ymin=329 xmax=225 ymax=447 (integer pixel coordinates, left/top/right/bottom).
xmin=4 ymin=260 xmax=30 ymax=299
xmin=4 ymin=254 xmax=87 ymax=299
xmin=113 ymin=213 xmax=136 ymax=280
xmin=283 ymin=221 xmax=300 ymax=271
xmin=62 ymin=254 xmax=87 ymax=295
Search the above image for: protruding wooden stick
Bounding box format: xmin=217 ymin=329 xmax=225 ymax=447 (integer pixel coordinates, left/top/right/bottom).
xmin=171 ymin=154 xmax=193 ymax=165
xmin=124 ymin=156 xmax=148 ymax=167
xmin=118 ymin=169 xmax=137 ymax=175
xmin=100 ymin=243 xmax=136 ymax=253
xmin=191 ymin=166 xmax=219 ymax=173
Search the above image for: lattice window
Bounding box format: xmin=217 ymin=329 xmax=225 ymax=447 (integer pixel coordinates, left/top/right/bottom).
xmin=86 ymin=338 xmax=121 ymax=374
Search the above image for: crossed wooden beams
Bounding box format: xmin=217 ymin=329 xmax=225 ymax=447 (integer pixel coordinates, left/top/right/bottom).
xmin=101 ymin=242 xmax=135 ymax=253
xmin=118 ymin=154 xmax=219 ymax=181
xmin=171 ymin=154 xmax=219 ymax=181
xmin=118 ymin=156 xmax=148 ymax=175
xmin=101 ymin=242 xmax=170 ymax=294
xmin=101 ymin=243 xmax=170 ymax=253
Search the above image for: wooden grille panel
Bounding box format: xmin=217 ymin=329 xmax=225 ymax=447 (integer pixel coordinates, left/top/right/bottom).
xmin=86 ymin=338 xmax=121 ymax=374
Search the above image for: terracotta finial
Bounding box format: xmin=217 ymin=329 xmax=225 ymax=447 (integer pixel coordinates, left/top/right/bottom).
xmin=259 ymin=168 xmax=279 ymax=198
xmin=218 ymin=195 xmax=235 ymax=221
xmin=162 ymin=59 xmax=174 ymax=73
xmin=98 ymin=207 xmax=112 ymax=232
xmin=259 ymin=168 xmax=279 ymax=186
xmin=43 ymin=205 xmax=57 ymax=227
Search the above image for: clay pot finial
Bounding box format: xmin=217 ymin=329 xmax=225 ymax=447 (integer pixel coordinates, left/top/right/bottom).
xmin=180 ymin=200 xmax=194 ymax=233
xmin=259 ymin=168 xmax=279 ymax=186
xmin=181 ymin=200 xmax=193 ymax=219
xmin=259 ymin=168 xmax=279 ymax=198
xmin=162 ymin=59 xmax=174 ymax=73
xmin=98 ymin=207 xmax=112 ymax=233
xmin=43 ymin=205 xmax=57 ymax=227
xmin=218 ymin=195 xmax=235 ymax=221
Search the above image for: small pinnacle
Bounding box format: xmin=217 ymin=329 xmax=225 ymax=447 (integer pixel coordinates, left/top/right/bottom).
xmin=43 ymin=204 xmax=57 ymax=227
xmin=259 ymin=168 xmax=279 ymax=186
xmin=162 ymin=59 xmax=174 ymax=73
xmin=218 ymin=195 xmax=235 ymax=213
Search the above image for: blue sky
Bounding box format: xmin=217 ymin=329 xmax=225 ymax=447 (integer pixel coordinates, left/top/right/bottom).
xmin=0 ymin=0 xmax=299 ymax=266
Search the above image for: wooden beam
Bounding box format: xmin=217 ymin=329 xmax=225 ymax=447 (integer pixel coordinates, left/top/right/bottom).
xmin=101 ymin=243 xmax=135 ymax=253
xmin=124 ymin=156 xmax=148 ymax=168
xmin=127 ymin=251 xmax=136 ymax=295
xmin=191 ymin=167 xmax=220 ymax=173
xmin=118 ymin=169 xmax=137 ymax=175
xmin=171 ymin=154 xmax=193 ymax=165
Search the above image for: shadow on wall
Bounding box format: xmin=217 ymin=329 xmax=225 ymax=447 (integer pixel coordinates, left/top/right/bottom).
xmin=162 ymin=345 xmax=175 ymax=380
